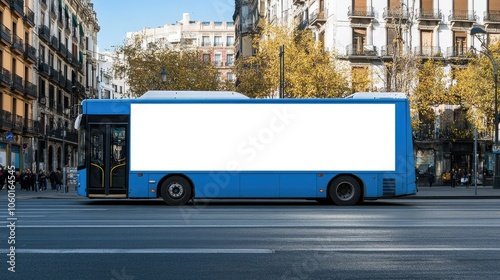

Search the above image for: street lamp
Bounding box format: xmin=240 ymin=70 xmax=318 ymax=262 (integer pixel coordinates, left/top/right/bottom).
xmin=471 ymin=25 xmax=500 ymax=189
xmin=60 ymin=119 xmax=67 ymax=193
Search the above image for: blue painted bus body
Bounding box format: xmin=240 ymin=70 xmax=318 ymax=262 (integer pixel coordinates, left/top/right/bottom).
xmin=77 ymin=94 xmax=417 ymax=202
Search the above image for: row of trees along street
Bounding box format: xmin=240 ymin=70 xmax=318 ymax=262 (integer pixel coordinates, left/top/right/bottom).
xmin=112 ymin=20 xmax=500 ymax=139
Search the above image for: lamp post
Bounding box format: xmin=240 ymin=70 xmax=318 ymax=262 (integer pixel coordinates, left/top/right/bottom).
xmin=471 ymin=25 xmax=500 ymax=189
xmin=60 ymin=120 xmax=67 ymax=193
xmin=279 ymin=45 xmax=284 ymax=98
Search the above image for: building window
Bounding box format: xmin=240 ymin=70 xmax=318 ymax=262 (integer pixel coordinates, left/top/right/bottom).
xmin=214 ymin=54 xmax=222 ymax=66
xmin=214 ymin=36 xmax=222 ymax=46
xmin=453 ymin=31 xmax=467 ymax=56
xmin=419 ymin=30 xmax=434 ymax=56
xmin=226 ymin=54 xmax=234 ymax=66
xmin=203 ymin=53 xmax=211 ymax=64
xmin=353 ymin=28 xmax=366 ymax=55
xmin=226 ymin=36 xmax=234 ymax=46
xmin=227 ymin=73 xmax=234 ymax=81
xmin=202 ymin=36 xmax=210 ymax=46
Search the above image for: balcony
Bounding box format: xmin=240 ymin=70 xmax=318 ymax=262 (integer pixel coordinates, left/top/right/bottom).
xmin=293 ymin=0 xmax=305 ymax=5
xmin=38 ymin=61 xmax=50 ymax=77
xmin=24 ymin=43 xmax=37 ymax=63
xmin=448 ymin=10 xmax=477 ymax=23
xmin=24 ymin=81 xmax=37 ymax=99
xmin=0 ymin=67 xmax=11 ymax=87
xmin=23 ymin=7 xmax=35 ymax=27
xmin=40 ymin=0 xmax=47 ymax=11
xmin=383 ymin=6 xmax=409 ymax=20
xmin=447 ymin=46 xmax=471 ymax=58
xmin=48 ymin=99 xmax=55 ymax=110
xmin=50 ymin=35 xmax=58 ymax=50
xmin=48 ymin=128 xmax=78 ymax=143
xmin=12 ymin=114 xmax=23 ymax=132
xmin=49 ymin=67 xmax=59 ymax=81
xmin=58 ymin=43 xmax=68 ymax=59
xmin=0 ymin=24 xmax=11 ymax=46
xmin=65 ymin=78 xmax=72 ymax=91
xmin=50 ymin=3 xmax=57 ymax=20
xmin=58 ymin=71 xmax=66 ymax=87
xmin=310 ymin=9 xmax=327 ymax=27
xmin=10 ymin=35 xmax=24 ymax=55
xmin=10 ymin=0 xmax=24 ymax=17
xmin=23 ymin=119 xmax=41 ymax=136
xmin=414 ymin=46 xmax=442 ymax=58
xmin=484 ymin=10 xmax=500 ymax=23
xmin=417 ymin=9 xmax=442 ymax=21
xmin=11 ymin=74 xmax=24 ymax=93
xmin=38 ymin=25 xmax=50 ymax=43
xmin=380 ymin=45 xmax=410 ymax=58
xmin=0 ymin=109 xmax=13 ymax=129
xmin=381 ymin=45 xmax=395 ymax=57
xmin=348 ymin=6 xmax=375 ymax=19
xmin=71 ymin=54 xmax=80 ymax=67
xmin=346 ymin=44 xmax=378 ymax=57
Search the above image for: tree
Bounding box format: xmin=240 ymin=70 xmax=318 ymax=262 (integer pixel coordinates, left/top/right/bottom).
xmin=450 ymin=44 xmax=500 ymax=136
xmin=235 ymin=21 xmax=348 ymax=98
xmin=113 ymin=35 xmax=220 ymax=97
xmin=410 ymin=59 xmax=449 ymax=134
xmin=383 ymin=1 xmax=418 ymax=93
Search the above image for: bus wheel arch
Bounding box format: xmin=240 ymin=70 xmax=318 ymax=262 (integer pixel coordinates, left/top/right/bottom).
xmin=158 ymin=174 xmax=193 ymax=206
xmin=327 ymin=175 xmax=364 ymax=206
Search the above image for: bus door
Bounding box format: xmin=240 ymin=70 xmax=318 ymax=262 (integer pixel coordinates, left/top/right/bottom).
xmin=88 ymin=123 xmax=128 ymax=198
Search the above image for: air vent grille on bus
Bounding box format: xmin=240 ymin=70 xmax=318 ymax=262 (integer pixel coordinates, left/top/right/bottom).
xmin=382 ymin=178 xmax=396 ymax=196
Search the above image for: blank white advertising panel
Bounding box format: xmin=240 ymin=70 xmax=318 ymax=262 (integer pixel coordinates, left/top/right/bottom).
xmin=130 ymin=103 xmax=396 ymax=171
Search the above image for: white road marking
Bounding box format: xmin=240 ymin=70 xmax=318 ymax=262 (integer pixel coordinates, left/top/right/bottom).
xmin=3 ymin=224 xmax=500 ymax=228
xmin=0 ymin=247 xmax=498 ymax=254
xmin=0 ymin=248 xmax=274 ymax=254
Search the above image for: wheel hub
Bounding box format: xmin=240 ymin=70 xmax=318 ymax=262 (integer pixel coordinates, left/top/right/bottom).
xmin=336 ymin=183 xmax=354 ymax=200
xmin=168 ymin=183 xmax=184 ymax=198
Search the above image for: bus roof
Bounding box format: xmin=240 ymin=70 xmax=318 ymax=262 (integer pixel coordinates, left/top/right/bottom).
xmin=346 ymin=92 xmax=407 ymax=99
xmin=139 ymin=90 xmax=249 ymax=99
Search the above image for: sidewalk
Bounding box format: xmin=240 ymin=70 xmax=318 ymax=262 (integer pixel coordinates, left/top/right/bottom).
xmin=409 ymin=184 xmax=500 ymax=199
xmin=2 ymin=184 xmax=500 ymax=200
xmin=0 ymin=184 xmax=82 ymax=200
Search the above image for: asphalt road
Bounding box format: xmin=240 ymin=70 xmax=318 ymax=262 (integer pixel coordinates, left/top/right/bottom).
xmin=1 ymin=198 xmax=500 ymax=280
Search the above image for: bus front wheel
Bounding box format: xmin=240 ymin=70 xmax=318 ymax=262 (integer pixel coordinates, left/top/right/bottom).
xmin=160 ymin=176 xmax=192 ymax=206
xmin=329 ymin=176 xmax=361 ymax=206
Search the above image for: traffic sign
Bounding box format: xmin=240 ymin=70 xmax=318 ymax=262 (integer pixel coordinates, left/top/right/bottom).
xmin=493 ymin=145 xmax=500 ymax=154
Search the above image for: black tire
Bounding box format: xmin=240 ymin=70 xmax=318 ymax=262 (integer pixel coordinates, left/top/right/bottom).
xmin=160 ymin=176 xmax=192 ymax=206
xmin=328 ymin=176 xmax=361 ymax=206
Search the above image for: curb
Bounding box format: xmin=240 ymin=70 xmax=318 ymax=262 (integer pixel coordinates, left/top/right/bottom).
xmin=402 ymin=195 xmax=500 ymax=199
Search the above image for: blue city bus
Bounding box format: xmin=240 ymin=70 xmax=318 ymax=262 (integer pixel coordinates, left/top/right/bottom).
xmin=75 ymin=91 xmax=416 ymax=206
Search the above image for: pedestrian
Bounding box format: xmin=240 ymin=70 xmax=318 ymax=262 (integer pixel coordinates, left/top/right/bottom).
xmin=451 ymin=169 xmax=456 ymax=188
xmin=55 ymin=168 xmax=63 ymax=192
xmin=0 ymin=165 xmax=5 ymax=190
xmin=49 ymin=169 xmax=56 ymax=190
xmin=29 ymin=170 xmax=36 ymax=192
xmin=20 ymin=170 xmax=29 ymax=191
xmin=428 ymin=172 xmax=435 ymax=187
xmin=38 ymin=170 xmax=47 ymax=191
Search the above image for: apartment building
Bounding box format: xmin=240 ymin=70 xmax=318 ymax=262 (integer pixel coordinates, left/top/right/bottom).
xmin=234 ymin=0 xmax=500 ymax=184
xmin=124 ymin=12 xmax=236 ymax=90
xmin=0 ymin=0 xmax=98 ymax=173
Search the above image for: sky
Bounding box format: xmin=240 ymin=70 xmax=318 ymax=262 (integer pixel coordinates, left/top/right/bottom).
xmin=92 ymin=0 xmax=235 ymax=52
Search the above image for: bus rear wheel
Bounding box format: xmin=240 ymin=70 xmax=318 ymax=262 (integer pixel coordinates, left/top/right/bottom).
xmin=329 ymin=176 xmax=361 ymax=206
xmin=160 ymin=176 xmax=192 ymax=206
